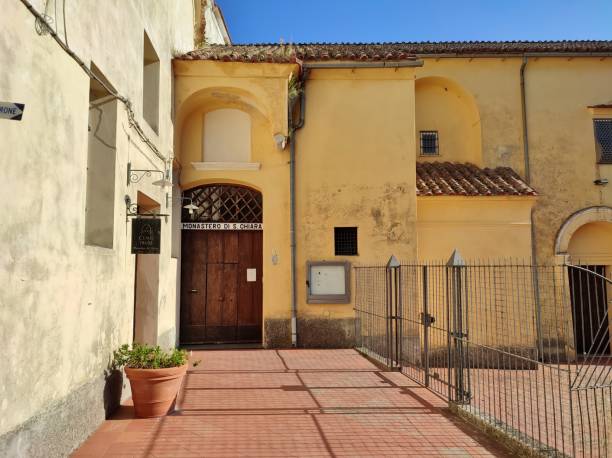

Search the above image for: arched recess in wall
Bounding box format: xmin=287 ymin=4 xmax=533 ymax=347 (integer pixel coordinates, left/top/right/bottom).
xmin=415 ymin=76 xmax=482 ymax=164
xmin=175 ymin=86 xmax=272 ymax=170
xmin=555 ymin=206 xmax=612 ymax=263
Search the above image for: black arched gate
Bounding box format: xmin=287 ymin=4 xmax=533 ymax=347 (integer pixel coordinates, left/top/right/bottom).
xmin=180 ymin=184 xmax=263 ymax=344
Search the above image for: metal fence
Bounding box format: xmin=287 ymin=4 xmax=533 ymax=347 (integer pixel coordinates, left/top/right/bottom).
xmin=354 ymin=254 xmax=611 ymax=457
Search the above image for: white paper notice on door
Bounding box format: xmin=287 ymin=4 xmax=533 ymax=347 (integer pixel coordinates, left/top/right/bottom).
xmin=246 ymin=268 xmax=257 ymax=282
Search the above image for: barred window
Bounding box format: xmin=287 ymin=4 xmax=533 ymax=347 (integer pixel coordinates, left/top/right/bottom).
xmin=420 ymin=131 xmax=439 ymax=156
xmin=594 ymin=119 xmax=612 ymax=163
xmin=334 ymin=227 xmax=358 ymax=256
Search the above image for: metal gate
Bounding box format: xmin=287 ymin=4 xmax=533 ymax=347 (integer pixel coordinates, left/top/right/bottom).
xmin=354 ymin=254 xmax=612 ymax=457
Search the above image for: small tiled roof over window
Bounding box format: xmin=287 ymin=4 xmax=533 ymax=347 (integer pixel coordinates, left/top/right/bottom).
xmin=178 ymin=41 xmax=612 ymax=62
xmin=416 ymin=162 xmax=537 ymax=197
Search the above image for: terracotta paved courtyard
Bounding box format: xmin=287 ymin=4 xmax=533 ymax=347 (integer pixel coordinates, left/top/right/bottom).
xmin=73 ymin=349 xmax=509 ymax=457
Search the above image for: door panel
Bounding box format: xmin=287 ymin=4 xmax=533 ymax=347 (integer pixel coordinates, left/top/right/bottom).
xmin=180 ymin=231 xmax=207 ymax=343
xmin=206 ymin=263 xmax=224 ymax=326
xmin=207 ymin=232 xmax=224 ymax=263
xmin=224 ymin=232 xmax=239 ymax=263
xmin=222 ymin=263 xmax=238 ymax=325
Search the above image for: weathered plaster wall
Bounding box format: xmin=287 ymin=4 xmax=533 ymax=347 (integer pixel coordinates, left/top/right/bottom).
xmin=416 ymin=57 xmax=612 ymax=265
xmin=0 ymin=1 xmax=195 ymax=454
xmin=417 ymin=197 xmax=535 ymax=261
xmin=415 ymin=58 xmax=525 ymax=173
xmin=174 ymin=61 xmax=295 ymax=347
xmin=524 ymin=58 xmax=612 ymax=262
xmin=415 ymin=76 xmax=482 ymax=164
xmin=296 ymin=68 xmax=417 ymax=346
xmin=175 ymin=64 xmax=418 ymax=347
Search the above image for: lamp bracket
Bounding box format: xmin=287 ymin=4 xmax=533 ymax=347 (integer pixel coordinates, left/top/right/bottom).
xmin=127 ymin=162 xmax=165 ymax=186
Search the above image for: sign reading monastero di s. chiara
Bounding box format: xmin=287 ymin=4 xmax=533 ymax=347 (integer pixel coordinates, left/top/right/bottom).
xmin=182 ymin=222 xmax=263 ymax=231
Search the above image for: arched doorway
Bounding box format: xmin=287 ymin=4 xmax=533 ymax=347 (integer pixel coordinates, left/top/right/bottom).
xmin=559 ymin=212 xmax=612 ymax=357
xmin=180 ymin=184 xmax=263 ymax=344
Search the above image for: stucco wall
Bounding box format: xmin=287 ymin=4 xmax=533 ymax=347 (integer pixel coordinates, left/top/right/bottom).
xmin=174 ymin=64 xmax=418 ymax=347
xmin=0 ymin=1 xmax=195 ymax=454
xmin=415 ymin=76 xmax=482 ymax=164
xmin=416 ymin=57 xmax=612 ymax=265
xmin=417 ymin=197 xmax=535 ymax=261
xmin=174 ymin=60 xmax=294 ymax=347
xmin=415 ymin=58 xmax=525 ymax=174
xmin=295 ymin=68 xmax=417 ymax=345
xmin=524 ymin=58 xmax=612 ymax=262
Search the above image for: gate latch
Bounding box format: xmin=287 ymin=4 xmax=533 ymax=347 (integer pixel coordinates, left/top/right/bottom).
xmin=420 ymin=312 xmax=435 ymax=326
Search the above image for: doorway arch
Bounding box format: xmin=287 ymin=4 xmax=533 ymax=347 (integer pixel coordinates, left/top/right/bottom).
xmin=558 ymin=207 xmax=612 ymax=356
xmin=179 ymin=184 xmax=263 ymax=344
xmin=555 ymin=206 xmax=612 ymax=256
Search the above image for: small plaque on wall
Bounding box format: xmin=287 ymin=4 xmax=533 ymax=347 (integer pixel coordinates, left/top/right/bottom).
xmin=307 ymin=261 xmax=351 ymax=304
xmin=131 ymin=218 xmax=161 ymax=254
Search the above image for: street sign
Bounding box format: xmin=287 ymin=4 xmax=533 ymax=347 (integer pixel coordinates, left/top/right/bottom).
xmin=131 ymin=218 xmax=161 ymax=254
xmin=181 ymin=222 xmax=263 ymax=230
xmin=0 ymin=102 xmax=25 ymax=121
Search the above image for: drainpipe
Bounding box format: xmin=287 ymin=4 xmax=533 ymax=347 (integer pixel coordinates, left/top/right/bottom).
xmin=288 ymin=59 xmax=423 ymax=347
xmin=520 ymin=56 xmax=531 ymax=184
xmin=521 ymin=56 xmax=545 ymax=358
xmin=289 ymin=66 xmax=308 ymax=347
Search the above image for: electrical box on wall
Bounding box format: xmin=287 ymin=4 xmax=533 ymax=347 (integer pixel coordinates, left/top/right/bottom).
xmin=306 ymin=261 xmax=351 ymax=304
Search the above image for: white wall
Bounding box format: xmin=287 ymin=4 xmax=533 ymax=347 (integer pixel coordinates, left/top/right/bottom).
xmin=0 ymin=0 xmax=196 ymax=448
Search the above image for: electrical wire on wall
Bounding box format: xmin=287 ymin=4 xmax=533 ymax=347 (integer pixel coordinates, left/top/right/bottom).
xmin=20 ymin=0 xmax=167 ymax=165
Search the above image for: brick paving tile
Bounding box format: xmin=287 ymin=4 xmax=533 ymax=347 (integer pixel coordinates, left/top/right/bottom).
xmin=73 ymin=349 xmax=510 ymax=457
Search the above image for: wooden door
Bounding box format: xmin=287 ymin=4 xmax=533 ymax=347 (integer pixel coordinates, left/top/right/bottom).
xmin=180 ymin=230 xmax=262 ymax=344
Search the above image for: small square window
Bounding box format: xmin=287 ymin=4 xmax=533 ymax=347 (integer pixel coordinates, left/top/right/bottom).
xmin=594 ymin=119 xmax=612 ymax=164
xmin=420 ymin=131 xmax=439 ymax=156
xmin=334 ymin=227 xmax=358 ymax=256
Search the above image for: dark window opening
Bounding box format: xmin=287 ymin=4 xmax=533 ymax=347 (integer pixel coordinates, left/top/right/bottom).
xmin=420 ymin=131 xmax=439 ymax=156
xmin=594 ymin=119 xmax=612 ymax=164
xmin=334 ymin=227 xmax=358 ymax=256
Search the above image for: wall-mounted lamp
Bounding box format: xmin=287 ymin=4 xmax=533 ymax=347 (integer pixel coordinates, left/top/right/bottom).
xmin=594 ymin=178 xmax=609 ymax=186
xmin=165 ymin=193 xmax=200 ymax=217
xmin=273 ymin=133 xmax=287 ymax=151
xmin=127 ymin=162 xmax=172 ymax=188
xmin=184 ymin=202 xmax=199 ymax=216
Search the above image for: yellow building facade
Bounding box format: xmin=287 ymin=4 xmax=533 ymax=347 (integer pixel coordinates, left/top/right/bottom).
xmin=173 ymin=42 xmax=612 ymax=349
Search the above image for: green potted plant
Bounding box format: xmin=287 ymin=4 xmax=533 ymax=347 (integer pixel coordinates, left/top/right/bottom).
xmin=113 ymin=343 xmax=189 ymax=418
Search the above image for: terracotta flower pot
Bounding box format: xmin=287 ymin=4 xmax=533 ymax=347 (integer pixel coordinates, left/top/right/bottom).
xmin=125 ymin=364 xmax=188 ymax=418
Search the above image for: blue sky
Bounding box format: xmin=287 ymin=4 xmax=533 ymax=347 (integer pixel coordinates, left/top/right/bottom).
xmin=216 ymin=0 xmax=612 ymax=44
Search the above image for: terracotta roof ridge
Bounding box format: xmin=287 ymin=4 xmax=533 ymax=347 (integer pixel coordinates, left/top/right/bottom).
xmin=178 ymin=40 xmax=612 ymax=62
xmin=199 ymin=39 xmax=612 ymax=47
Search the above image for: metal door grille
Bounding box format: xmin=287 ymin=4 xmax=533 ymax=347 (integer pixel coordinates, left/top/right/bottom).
xmin=182 ymin=184 xmax=262 ymax=223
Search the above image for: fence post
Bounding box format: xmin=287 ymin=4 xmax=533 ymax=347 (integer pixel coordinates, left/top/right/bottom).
xmin=422 ymin=265 xmax=430 ymax=387
xmin=447 ymin=249 xmax=469 ymax=404
xmin=386 ymin=255 xmax=400 ymax=369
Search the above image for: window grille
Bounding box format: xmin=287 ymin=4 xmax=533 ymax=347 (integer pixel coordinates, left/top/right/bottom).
xmin=420 ymin=131 xmax=439 ymax=156
xmin=334 ymin=227 xmax=358 ymax=256
xmin=594 ymin=119 xmax=612 ymax=163
xmin=182 ymin=184 xmax=262 ymax=223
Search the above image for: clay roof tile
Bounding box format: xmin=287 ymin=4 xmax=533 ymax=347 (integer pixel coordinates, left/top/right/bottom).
xmin=416 ymin=162 xmax=536 ymax=197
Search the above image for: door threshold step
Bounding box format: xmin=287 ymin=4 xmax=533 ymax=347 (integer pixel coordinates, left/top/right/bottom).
xmin=180 ymin=343 xmax=264 ymax=350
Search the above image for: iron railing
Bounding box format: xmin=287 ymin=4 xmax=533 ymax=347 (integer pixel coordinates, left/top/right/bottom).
xmin=354 ymin=255 xmax=611 ymax=457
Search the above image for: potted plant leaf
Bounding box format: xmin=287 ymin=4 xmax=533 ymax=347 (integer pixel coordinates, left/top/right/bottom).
xmin=113 ymin=343 xmax=189 ymax=418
